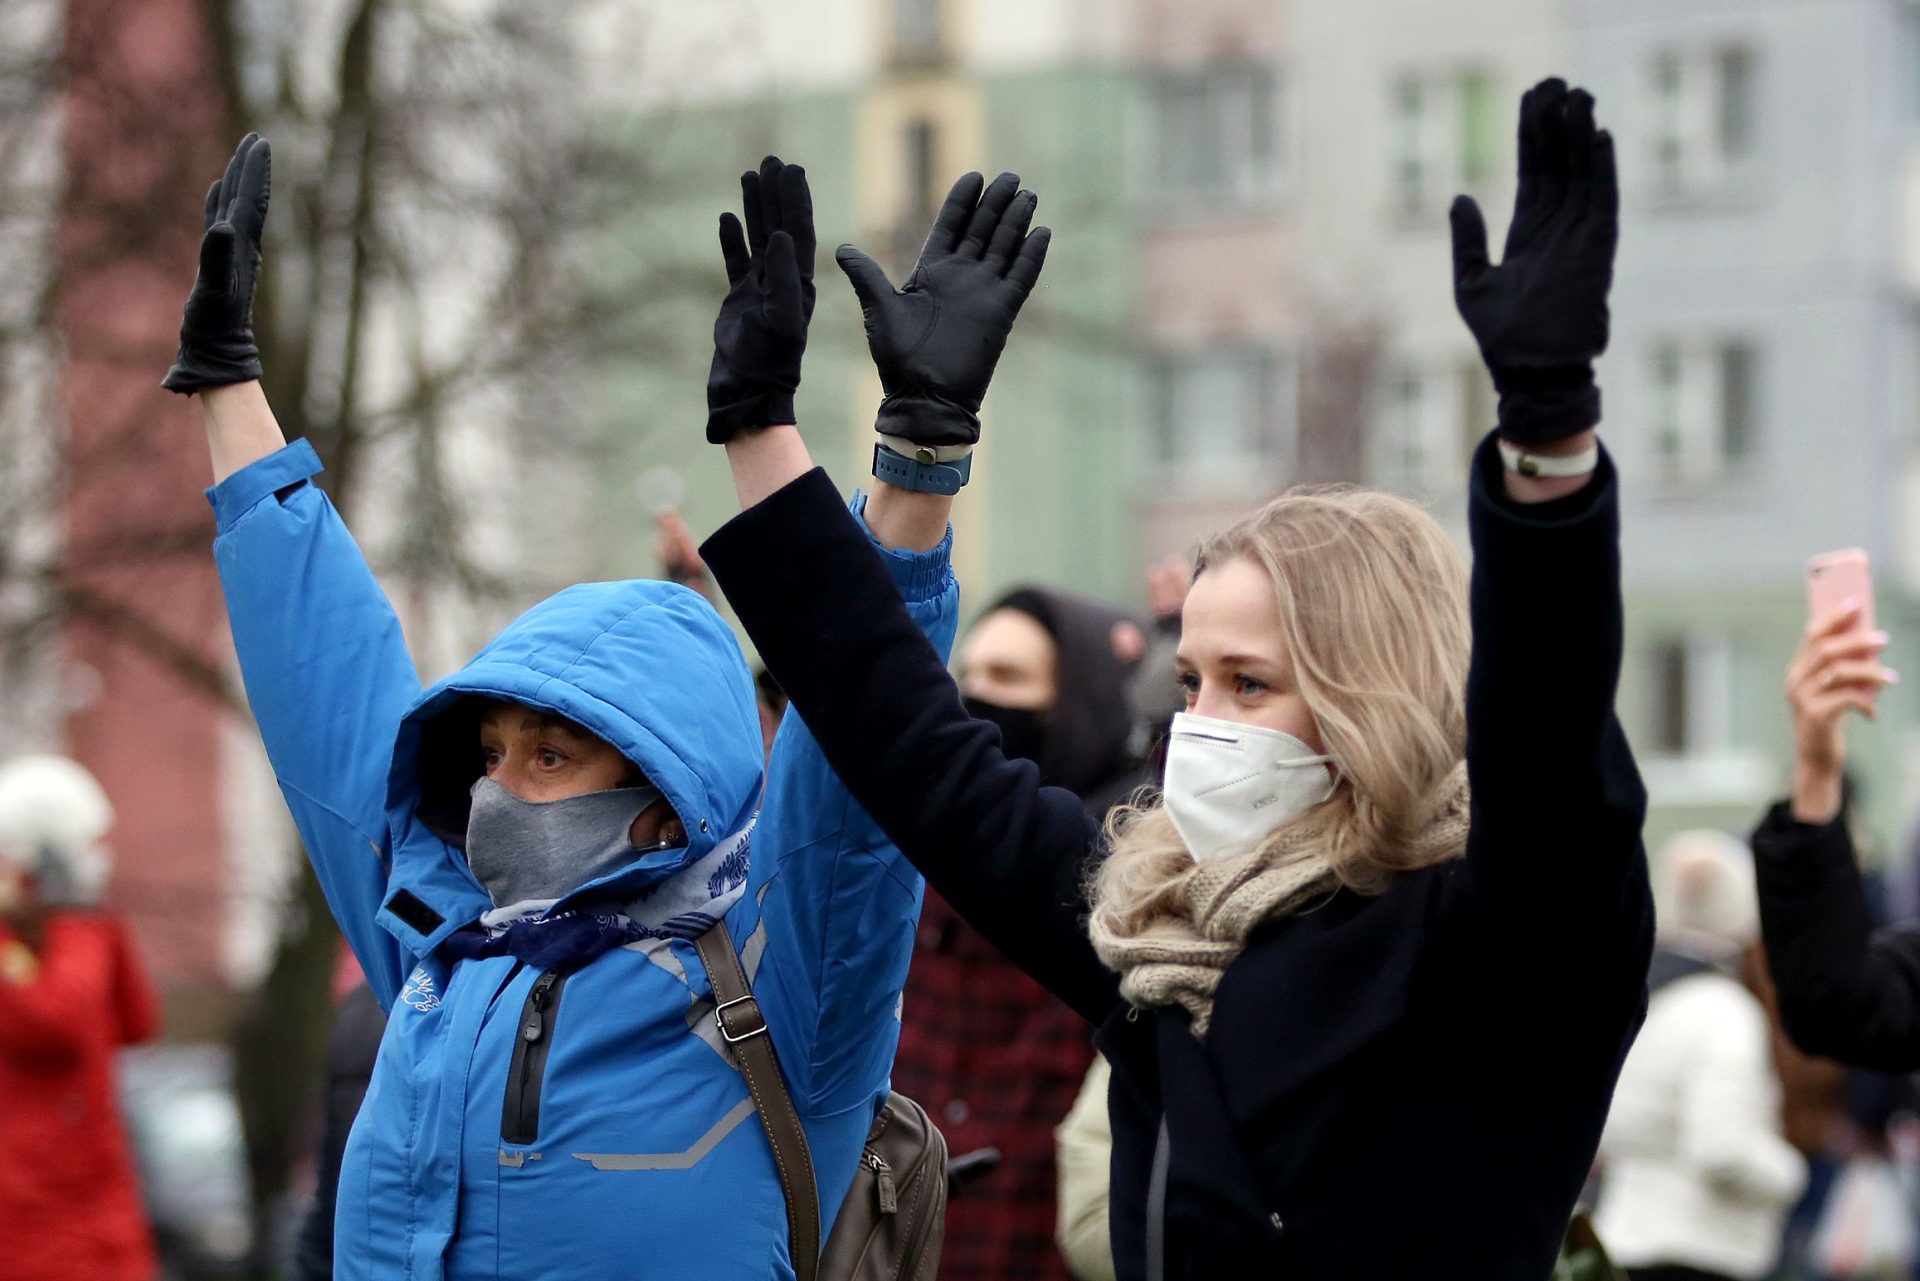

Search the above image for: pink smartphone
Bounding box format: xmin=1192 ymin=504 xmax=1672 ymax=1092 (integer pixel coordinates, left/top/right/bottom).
xmin=1807 ymin=548 xmax=1876 ymax=633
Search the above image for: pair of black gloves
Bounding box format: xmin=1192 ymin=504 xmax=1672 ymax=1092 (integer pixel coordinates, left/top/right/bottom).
xmin=164 ymin=80 xmax=1617 ymax=456
xmin=702 ymin=156 xmax=1049 ymax=450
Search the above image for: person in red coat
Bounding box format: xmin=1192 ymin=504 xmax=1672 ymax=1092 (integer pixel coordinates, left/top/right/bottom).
xmin=0 ymin=755 xmax=160 ymax=1281
xmin=894 ymin=588 xmax=1144 ymax=1281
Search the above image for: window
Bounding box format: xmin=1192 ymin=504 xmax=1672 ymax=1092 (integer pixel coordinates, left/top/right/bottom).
xmin=1148 ymin=349 xmax=1296 ymax=479
xmin=1645 ymin=632 xmax=1735 ymax=757
xmin=904 ymin=118 xmax=940 ymax=219
xmin=1390 ymin=68 xmax=1499 ymax=220
xmin=1145 ymin=67 xmax=1282 ymax=205
xmin=1648 ymin=337 xmax=1759 ymax=485
xmin=1375 ymin=356 xmax=1492 ymax=491
xmin=891 ymin=119 xmax=943 ymax=270
xmin=893 ymin=0 xmax=946 ymax=62
xmin=1905 ymin=8 xmax=1920 ymax=123
xmin=1640 ymin=629 xmax=1773 ymax=800
xmin=1647 ymin=47 xmax=1756 ymax=202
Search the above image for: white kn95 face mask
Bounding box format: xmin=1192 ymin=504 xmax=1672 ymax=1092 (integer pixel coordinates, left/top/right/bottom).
xmin=1161 ymin=711 xmax=1336 ymax=864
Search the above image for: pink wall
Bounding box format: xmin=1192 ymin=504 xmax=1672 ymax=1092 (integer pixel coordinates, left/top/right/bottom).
xmin=58 ymin=0 xmax=235 ymax=1006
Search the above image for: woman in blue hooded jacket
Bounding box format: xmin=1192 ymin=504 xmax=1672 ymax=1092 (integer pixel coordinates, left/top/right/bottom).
xmin=159 ymin=136 xmax=986 ymax=1280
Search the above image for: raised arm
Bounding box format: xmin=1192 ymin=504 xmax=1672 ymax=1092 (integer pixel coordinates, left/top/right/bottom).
xmin=164 ymin=135 xmax=417 ymax=1000
xmin=705 ymin=172 xmax=1119 ymax=1024
xmin=1747 ymin=602 xmax=1913 ymax=1067
xmin=1449 ymin=83 xmax=1648 ymax=941
xmin=695 ymin=157 xmax=965 ymax=1113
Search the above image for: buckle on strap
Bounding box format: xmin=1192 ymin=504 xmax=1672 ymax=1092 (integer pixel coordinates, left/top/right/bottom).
xmin=715 ymin=994 xmax=768 ymax=1044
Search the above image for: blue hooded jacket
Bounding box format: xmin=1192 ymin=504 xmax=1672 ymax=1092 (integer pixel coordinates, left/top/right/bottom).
xmin=208 ymin=441 xmax=957 ymax=1280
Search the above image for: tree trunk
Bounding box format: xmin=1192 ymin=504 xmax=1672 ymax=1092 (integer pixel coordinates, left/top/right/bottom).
xmin=228 ymin=846 xmax=343 ymax=1275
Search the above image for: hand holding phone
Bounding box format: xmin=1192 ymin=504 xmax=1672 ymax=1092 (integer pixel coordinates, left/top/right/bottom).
xmin=1791 ymin=548 xmax=1894 ymax=822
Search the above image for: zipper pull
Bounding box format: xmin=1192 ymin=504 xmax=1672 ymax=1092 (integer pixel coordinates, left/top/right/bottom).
xmin=868 ymin=1151 xmax=897 ymax=1214
xmin=523 ymin=973 xmax=556 ymax=1042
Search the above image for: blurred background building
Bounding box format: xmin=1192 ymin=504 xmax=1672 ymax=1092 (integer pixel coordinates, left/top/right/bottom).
xmin=590 ymin=0 xmax=1920 ymax=857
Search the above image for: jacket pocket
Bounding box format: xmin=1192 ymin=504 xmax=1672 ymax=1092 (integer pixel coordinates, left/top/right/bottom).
xmin=500 ymin=968 xmax=571 ymax=1144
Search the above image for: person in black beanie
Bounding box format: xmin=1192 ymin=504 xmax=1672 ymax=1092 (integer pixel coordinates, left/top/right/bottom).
xmin=959 ymin=587 xmax=1147 ymax=819
xmin=697 ymin=79 xmax=1651 ymax=1278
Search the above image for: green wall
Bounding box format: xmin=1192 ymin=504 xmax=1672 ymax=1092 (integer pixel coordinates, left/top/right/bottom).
xmin=590 ymin=68 xmax=1142 ymax=647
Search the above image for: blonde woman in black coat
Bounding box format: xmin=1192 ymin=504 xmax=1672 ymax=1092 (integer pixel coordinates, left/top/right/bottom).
xmin=699 ymin=79 xmax=1648 ymax=1279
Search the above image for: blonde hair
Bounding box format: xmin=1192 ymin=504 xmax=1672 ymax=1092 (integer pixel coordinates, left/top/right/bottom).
xmin=1090 ymin=486 xmax=1472 ymax=937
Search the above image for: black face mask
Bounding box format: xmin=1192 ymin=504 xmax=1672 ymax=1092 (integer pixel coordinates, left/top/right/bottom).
xmin=963 ymin=695 xmax=1049 ymax=768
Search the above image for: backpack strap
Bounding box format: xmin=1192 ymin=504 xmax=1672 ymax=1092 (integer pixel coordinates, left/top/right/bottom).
xmin=694 ymin=921 xmax=821 ymax=1281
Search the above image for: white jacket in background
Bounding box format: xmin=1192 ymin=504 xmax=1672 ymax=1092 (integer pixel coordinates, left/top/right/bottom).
xmin=1595 ymin=969 xmax=1806 ymax=1279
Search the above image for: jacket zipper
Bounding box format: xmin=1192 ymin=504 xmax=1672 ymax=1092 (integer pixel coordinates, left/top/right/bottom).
xmin=500 ymin=968 xmax=570 ymax=1145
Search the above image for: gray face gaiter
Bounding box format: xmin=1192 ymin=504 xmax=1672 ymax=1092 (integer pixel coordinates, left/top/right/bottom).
xmin=464 ymin=776 xmax=664 ymax=909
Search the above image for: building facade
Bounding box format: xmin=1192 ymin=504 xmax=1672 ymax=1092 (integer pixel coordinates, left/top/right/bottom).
xmin=593 ymin=0 xmax=1920 ymax=854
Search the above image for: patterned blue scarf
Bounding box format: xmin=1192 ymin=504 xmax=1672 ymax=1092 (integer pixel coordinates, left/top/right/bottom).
xmin=441 ymin=820 xmax=753 ymax=969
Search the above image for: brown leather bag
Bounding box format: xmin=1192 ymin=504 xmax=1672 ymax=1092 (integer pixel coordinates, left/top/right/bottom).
xmin=695 ymin=922 xmax=948 ymax=1281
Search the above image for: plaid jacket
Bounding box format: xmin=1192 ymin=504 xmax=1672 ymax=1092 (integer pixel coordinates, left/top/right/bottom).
xmin=893 ymin=889 xmax=1095 ymax=1281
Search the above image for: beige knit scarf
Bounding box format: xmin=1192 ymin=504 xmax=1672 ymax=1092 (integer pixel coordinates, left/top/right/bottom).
xmin=1089 ymin=764 xmax=1472 ymax=1036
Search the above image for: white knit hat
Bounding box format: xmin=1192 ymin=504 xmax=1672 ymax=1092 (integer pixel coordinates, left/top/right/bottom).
xmin=0 ymin=755 xmax=115 ymax=905
xmin=1654 ymin=828 xmax=1760 ymax=956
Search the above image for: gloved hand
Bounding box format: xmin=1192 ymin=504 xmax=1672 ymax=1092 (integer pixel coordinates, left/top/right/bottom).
xmin=1449 ymin=79 xmax=1617 ymax=446
xmin=162 ymin=133 xmax=271 ymax=395
xmin=707 ymin=155 xmax=815 ymax=443
xmin=837 ymin=171 xmax=1051 ymax=448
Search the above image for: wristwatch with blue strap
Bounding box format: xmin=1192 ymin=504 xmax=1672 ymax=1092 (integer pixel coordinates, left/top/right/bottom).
xmin=872 ymin=436 xmax=974 ymax=495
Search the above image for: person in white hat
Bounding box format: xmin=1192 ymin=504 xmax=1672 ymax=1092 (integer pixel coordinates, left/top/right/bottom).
xmin=0 ymin=753 xmax=161 ymax=1281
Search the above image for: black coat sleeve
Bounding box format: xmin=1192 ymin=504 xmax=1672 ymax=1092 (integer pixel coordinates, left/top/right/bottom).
xmin=1459 ymin=434 xmax=1651 ymax=966
xmin=1752 ymin=800 xmax=1920 ymax=1069
xmin=702 ymin=469 xmax=1120 ymax=1024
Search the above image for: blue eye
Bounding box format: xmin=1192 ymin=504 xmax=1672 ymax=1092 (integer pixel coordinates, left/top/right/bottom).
xmin=1235 ymin=675 xmax=1269 ymax=697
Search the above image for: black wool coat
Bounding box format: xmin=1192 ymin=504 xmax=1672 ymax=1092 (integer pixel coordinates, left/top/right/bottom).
xmin=1752 ymin=802 xmax=1920 ymax=1071
xmin=703 ymin=436 xmax=1652 ymax=1280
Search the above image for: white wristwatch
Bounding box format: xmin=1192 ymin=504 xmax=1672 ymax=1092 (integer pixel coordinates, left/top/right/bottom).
xmin=1497 ymin=439 xmax=1599 ymax=479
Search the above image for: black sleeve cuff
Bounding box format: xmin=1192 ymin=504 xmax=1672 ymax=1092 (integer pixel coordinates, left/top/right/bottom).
xmin=1751 ymin=798 xmax=1857 ymax=895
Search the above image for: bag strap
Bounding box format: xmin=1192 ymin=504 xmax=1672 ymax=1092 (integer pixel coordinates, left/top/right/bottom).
xmin=693 ymin=921 xmax=821 ymax=1281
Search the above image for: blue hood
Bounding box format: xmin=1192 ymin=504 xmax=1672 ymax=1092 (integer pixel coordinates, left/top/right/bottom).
xmin=383 ymin=579 xmax=764 ymax=927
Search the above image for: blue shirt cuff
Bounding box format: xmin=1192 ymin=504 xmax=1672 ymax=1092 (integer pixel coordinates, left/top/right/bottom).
xmin=203 ymin=439 xmax=325 ymax=532
xmin=848 ymin=490 xmax=954 ymax=604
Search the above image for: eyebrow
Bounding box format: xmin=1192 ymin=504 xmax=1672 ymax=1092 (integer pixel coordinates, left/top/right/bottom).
xmin=479 ymin=711 xmax=590 ymax=739
xmin=1174 ymin=651 xmax=1283 ymax=669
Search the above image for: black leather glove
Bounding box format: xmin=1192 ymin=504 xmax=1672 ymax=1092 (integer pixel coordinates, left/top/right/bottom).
xmin=162 ymin=133 xmax=271 ymax=395
xmin=1449 ymin=79 xmax=1617 ymax=445
xmin=706 ymin=155 xmax=814 ymax=443
xmin=837 ymin=171 xmax=1051 ymax=448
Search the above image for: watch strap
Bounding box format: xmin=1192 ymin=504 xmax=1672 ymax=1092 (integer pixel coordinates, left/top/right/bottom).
xmin=873 ymin=442 xmax=973 ymax=496
xmin=1496 ymin=438 xmax=1599 ymax=479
